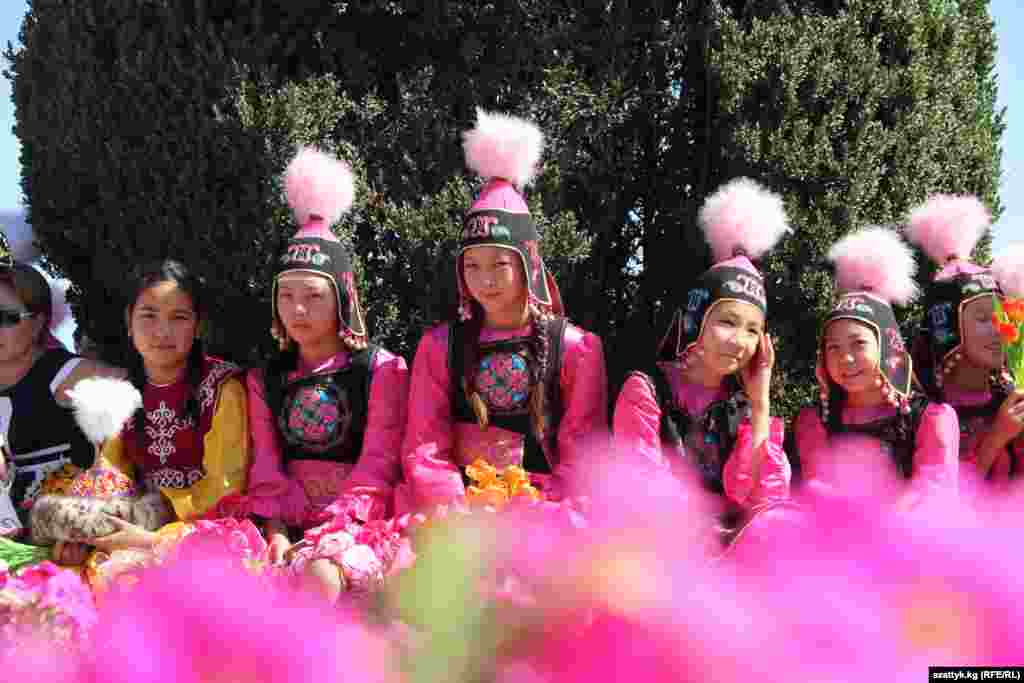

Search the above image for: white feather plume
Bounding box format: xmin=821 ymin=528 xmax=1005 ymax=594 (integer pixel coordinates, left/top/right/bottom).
xmin=67 ymin=377 xmax=142 ymax=444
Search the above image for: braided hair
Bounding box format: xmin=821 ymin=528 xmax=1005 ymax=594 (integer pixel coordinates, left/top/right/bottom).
xmin=526 ymin=301 xmax=554 ymax=442
xmin=123 ymin=260 xmax=207 ymax=452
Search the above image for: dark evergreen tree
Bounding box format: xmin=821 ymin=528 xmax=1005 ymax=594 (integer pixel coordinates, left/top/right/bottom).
xmin=7 ymin=0 xmax=1003 ymax=417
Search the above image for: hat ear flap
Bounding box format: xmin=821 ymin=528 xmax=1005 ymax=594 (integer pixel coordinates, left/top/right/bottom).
xmin=657 ymin=309 xmax=685 ymax=362
xmin=543 ymin=270 xmax=564 ymax=317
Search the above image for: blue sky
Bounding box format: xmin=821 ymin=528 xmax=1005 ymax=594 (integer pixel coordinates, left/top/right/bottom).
xmin=0 ymin=1 xmax=1017 ymax=251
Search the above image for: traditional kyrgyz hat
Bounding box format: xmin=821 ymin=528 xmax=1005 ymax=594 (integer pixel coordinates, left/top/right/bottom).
xmin=457 ymin=109 xmax=563 ymax=321
xmin=906 ymin=194 xmax=998 ymax=390
xmin=271 ymin=147 xmax=366 ymax=349
xmin=657 ymin=177 xmax=790 ymax=361
xmin=821 ymin=227 xmax=919 ymax=410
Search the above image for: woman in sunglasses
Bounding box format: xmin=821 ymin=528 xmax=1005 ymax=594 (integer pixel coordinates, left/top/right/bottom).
xmin=0 ymin=249 xmax=125 ymax=561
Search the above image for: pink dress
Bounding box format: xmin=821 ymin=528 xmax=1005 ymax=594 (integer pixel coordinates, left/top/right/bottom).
xmin=943 ymin=387 xmax=1023 ymax=488
xmin=794 ymin=401 xmax=959 ymax=507
xmin=612 ymin=363 xmax=791 ymax=510
xmin=245 ymin=348 xmax=410 ymax=592
xmin=402 ymin=321 xmax=607 ymax=510
xmin=724 ymin=400 xmax=959 ymax=563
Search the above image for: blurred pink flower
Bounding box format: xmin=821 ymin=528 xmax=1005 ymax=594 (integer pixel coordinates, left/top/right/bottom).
xmin=82 ymin=544 xmax=399 ymax=683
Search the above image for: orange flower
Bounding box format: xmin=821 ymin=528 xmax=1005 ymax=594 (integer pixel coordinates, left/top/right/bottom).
xmin=998 ymin=322 xmax=1021 ymax=344
xmin=465 ymin=458 xmax=500 ymax=489
xmin=1005 ymin=298 xmax=1024 ymax=324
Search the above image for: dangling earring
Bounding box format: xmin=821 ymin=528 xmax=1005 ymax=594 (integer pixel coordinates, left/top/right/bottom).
xmin=458 ymin=298 xmax=472 ymax=322
xmin=880 ymin=378 xmax=899 ymax=408
xmin=937 ymin=350 xmax=962 ymax=387
xmin=270 ymin=323 xmax=291 ymax=352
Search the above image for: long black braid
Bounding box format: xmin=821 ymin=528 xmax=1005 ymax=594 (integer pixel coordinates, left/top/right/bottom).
xmin=460 ymin=300 xmax=487 ymax=402
xmin=526 ymin=302 xmax=553 ymax=442
xmin=262 ymin=346 xmax=300 ymax=426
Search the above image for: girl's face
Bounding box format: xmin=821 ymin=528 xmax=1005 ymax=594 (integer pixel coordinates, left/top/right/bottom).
xmin=0 ymin=282 xmax=43 ymax=363
xmin=128 ymin=280 xmax=198 ymax=377
xmin=276 ymin=273 xmax=339 ymax=348
xmin=823 ymin=318 xmax=881 ymax=395
xmin=960 ymin=296 xmax=1004 ymax=371
xmin=696 ymin=300 xmax=764 ymax=378
xmin=461 ymin=246 xmax=528 ymax=321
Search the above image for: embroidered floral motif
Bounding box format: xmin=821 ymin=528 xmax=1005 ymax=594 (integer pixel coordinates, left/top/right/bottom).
xmin=69 ymin=467 xmax=138 ymax=498
xmin=887 ymin=328 xmax=907 ymax=354
xmin=145 ymin=401 xmax=193 ymax=465
xmin=145 ymin=467 xmax=204 ymax=491
xmin=198 ymin=361 xmax=239 ymax=413
xmin=474 ymin=350 xmax=531 ymax=412
xmin=280 ymin=380 xmax=353 ymax=455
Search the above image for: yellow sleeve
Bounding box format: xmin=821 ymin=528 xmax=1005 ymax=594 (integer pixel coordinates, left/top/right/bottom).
xmin=161 ymin=377 xmax=250 ymax=521
xmin=96 ymin=433 xmax=136 ymax=480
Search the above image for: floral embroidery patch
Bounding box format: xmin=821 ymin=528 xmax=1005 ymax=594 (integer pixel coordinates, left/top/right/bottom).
xmin=474 ymin=351 xmax=531 ymax=412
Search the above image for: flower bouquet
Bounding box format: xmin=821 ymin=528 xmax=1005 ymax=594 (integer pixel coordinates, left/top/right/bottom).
xmin=464 ymin=459 xmax=543 ymax=510
xmin=993 ymin=296 xmax=1024 ymax=385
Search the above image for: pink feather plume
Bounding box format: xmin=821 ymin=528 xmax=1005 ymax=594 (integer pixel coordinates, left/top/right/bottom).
xmin=906 ymin=194 xmax=990 ymax=265
xmin=698 ymin=177 xmax=790 ymax=262
xmin=828 ymin=227 xmax=919 ymax=305
xmin=284 ymin=147 xmax=355 ymax=229
xmin=462 ymin=109 xmax=544 ymax=188
xmin=992 ymin=242 xmax=1024 ymax=298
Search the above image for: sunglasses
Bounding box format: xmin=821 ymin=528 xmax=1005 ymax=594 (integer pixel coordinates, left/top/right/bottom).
xmin=0 ymin=310 xmax=35 ymax=328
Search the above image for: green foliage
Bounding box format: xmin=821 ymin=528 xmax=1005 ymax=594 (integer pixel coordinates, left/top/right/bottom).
xmin=6 ymin=0 xmax=277 ymax=364
xmin=708 ymin=0 xmax=1004 ymax=415
xmin=7 ymin=0 xmax=1004 ymax=419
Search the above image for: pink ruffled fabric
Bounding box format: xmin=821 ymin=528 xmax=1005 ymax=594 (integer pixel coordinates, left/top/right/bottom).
xmin=943 ymin=387 xmax=1022 ymax=488
xmin=612 ymin=370 xmax=791 ymax=509
xmin=402 ymin=322 xmax=608 ymax=511
xmin=245 ymin=348 xmax=409 ymax=528
xmin=290 ymin=515 xmax=414 ymax=595
xmin=794 ymin=401 xmax=959 ymax=508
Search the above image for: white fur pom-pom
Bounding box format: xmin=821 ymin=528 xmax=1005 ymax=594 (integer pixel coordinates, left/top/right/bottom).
xmin=828 ymin=227 xmax=919 ymax=305
xmin=698 ymin=177 xmax=790 ymax=263
xmin=906 ymin=194 xmax=990 ymax=266
xmin=284 ymin=147 xmax=355 ymax=228
xmin=67 ymin=377 xmax=142 ymax=444
xmin=462 ymin=109 xmax=544 ymax=188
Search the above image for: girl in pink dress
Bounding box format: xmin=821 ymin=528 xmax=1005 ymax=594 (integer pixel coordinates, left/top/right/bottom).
xmin=793 ymin=227 xmax=959 ymax=510
xmin=907 ymin=195 xmax=1022 ymax=488
xmin=244 ymin=148 xmax=410 ymax=601
xmin=612 ymin=178 xmax=792 ymax=544
xmin=401 ymin=110 xmax=607 ymax=511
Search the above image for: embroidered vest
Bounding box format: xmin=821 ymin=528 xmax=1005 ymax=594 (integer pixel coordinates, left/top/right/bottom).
xmin=448 ymin=318 xmax=567 ymax=474
xmin=811 ymin=395 xmax=930 ymax=480
xmin=272 ymin=347 xmax=378 ymax=465
xmin=638 ymin=367 xmax=748 ymax=495
xmin=122 ymin=357 xmax=240 ymax=491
